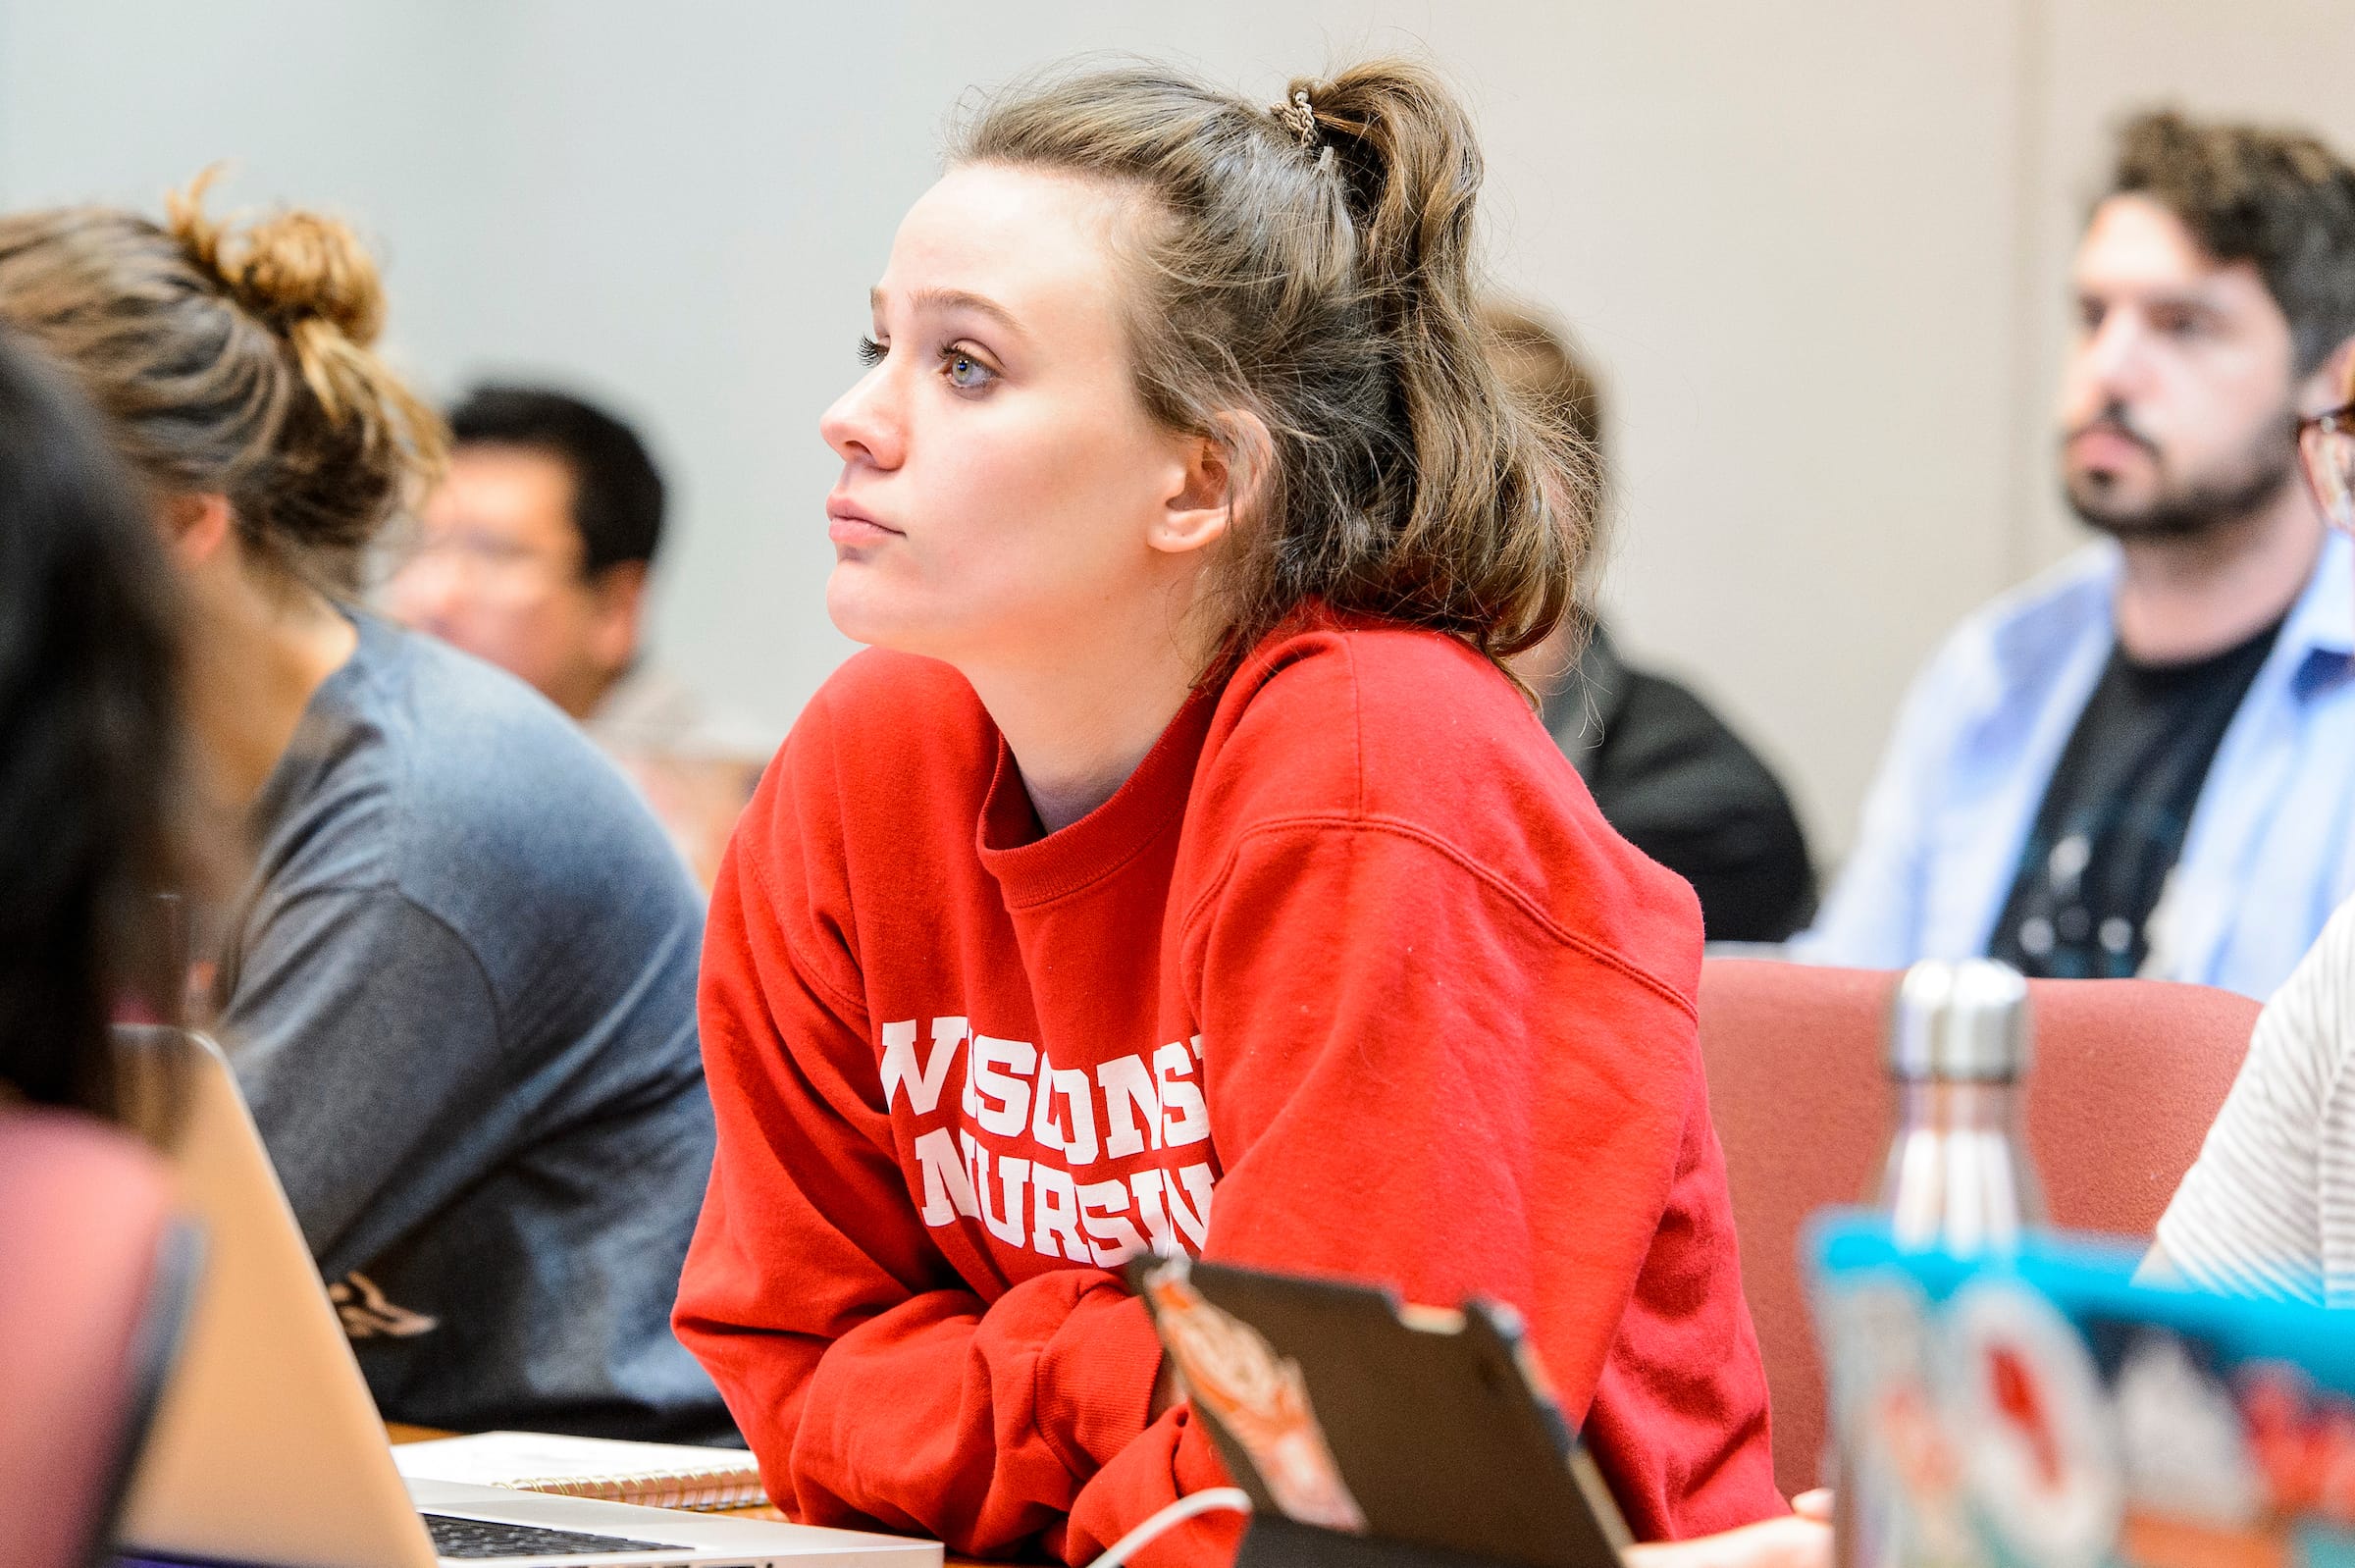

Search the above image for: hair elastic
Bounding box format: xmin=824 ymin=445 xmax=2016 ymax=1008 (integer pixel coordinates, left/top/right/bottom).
xmin=1271 ymin=88 xmax=1318 ymax=152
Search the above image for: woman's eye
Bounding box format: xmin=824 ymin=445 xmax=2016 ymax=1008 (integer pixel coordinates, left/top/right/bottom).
xmin=857 ymin=336 xmax=886 ymax=367
xmin=942 ymin=347 xmax=996 ymax=392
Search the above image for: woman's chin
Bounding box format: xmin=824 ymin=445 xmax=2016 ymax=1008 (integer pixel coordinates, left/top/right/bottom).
xmin=825 ymin=575 xmax=918 ymax=654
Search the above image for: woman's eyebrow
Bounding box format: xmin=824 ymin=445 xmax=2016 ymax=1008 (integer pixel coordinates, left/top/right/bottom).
xmin=869 ymin=286 xmax=1026 ymax=340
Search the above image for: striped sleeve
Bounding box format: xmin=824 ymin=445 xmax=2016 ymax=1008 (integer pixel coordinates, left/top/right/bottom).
xmin=2153 ymin=902 xmax=2355 ymax=1303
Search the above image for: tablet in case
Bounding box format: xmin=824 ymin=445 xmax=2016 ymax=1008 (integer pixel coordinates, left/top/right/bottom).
xmin=1133 ymin=1252 xmax=1629 ymax=1568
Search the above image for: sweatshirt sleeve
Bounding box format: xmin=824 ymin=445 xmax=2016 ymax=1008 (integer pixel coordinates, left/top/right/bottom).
xmin=673 ymin=765 xmax=1169 ymax=1558
xmin=1057 ymin=817 xmax=1775 ymax=1560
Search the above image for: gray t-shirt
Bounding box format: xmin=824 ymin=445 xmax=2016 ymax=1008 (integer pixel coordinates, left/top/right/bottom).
xmin=211 ymin=612 xmax=734 ymax=1442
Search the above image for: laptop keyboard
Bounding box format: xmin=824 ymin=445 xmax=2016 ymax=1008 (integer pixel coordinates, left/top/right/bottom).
xmin=423 ymin=1511 xmax=675 ymax=1558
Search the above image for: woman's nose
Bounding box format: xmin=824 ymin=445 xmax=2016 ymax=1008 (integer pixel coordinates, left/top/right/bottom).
xmin=821 ymin=366 xmax=903 ymax=470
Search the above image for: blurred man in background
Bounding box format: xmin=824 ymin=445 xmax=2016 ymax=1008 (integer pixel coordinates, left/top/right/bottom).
xmin=1802 ymin=109 xmax=2355 ymax=999
xmin=1489 ymin=299 xmax=1818 ymax=942
xmin=387 ymin=386 xmax=769 ymax=887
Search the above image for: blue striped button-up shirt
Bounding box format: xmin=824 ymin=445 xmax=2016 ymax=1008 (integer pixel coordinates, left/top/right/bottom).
xmin=1800 ymin=532 xmax=2355 ymax=1000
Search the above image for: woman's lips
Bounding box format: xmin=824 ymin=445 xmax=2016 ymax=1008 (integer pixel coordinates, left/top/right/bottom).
xmin=826 ymin=502 xmax=902 ymax=547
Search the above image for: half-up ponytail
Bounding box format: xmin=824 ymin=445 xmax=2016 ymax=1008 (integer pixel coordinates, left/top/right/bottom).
xmin=961 ymin=57 xmax=1589 ymax=687
xmin=0 ymin=169 xmax=446 ymax=600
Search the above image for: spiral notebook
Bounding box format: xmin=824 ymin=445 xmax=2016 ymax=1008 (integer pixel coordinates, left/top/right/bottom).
xmin=390 ymin=1432 xmax=769 ymax=1513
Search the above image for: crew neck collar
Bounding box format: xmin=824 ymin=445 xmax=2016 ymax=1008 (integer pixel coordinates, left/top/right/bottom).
xmin=975 ymin=683 xmax=1219 ymax=910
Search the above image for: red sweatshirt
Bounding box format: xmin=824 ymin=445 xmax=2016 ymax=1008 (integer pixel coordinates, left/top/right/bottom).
xmin=676 ymin=615 xmax=1781 ymax=1565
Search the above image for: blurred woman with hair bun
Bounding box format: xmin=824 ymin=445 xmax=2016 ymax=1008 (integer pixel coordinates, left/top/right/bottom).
xmin=0 ymin=175 xmax=733 ymax=1442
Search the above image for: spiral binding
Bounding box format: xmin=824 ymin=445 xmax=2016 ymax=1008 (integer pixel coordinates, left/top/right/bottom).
xmin=496 ymin=1466 xmax=768 ymax=1513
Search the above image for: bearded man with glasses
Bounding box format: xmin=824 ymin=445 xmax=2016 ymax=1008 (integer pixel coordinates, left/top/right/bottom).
xmin=1801 ymin=109 xmax=2355 ymax=1002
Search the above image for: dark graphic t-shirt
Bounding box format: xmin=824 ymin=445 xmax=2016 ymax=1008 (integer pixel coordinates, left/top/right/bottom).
xmin=1988 ymin=615 xmax=2284 ymax=979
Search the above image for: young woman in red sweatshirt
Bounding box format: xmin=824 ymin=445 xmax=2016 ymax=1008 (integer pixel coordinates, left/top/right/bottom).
xmin=676 ymin=59 xmax=1791 ymax=1567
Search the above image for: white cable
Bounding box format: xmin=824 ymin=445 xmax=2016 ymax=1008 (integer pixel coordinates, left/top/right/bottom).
xmin=1083 ymin=1487 xmax=1253 ymax=1568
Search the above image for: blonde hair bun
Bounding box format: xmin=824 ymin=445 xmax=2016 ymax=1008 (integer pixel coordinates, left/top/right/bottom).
xmin=165 ymin=167 xmax=385 ymax=342
xmin=0 ymin=169 xmax=446 ymax=599
xmin=160 ymin=165 xmax=434 ymax=445
xmin=233 ymin=209 xmax=388 ymax=347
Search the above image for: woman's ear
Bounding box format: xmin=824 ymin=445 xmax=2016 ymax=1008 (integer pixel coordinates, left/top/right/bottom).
xmin=1151 ymin=411 xmax=1270 ymax=557
xmin=159 ymin=492 xmax=235 ymax=568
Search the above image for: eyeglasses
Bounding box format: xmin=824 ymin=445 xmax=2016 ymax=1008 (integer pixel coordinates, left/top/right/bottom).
xmin=2298 ymin=401 xmax=2355 ymax=533
xmin=399 ymin=525 xmax=582 ymax=584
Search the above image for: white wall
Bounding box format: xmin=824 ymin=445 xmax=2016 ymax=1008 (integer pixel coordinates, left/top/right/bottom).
xmin=4 ymin=1 xmax=2351 ymax=862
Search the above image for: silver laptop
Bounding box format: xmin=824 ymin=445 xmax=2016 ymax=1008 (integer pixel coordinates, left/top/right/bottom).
xmin=112 ymin=1027 xmax=940 ymax=1568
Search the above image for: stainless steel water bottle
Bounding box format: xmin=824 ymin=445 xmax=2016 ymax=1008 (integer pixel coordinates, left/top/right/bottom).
xmin=1836 ymin=959 xmax=2045 ymax=1568
xmin=1877 ymin=958 xmax=2045 ymax=1249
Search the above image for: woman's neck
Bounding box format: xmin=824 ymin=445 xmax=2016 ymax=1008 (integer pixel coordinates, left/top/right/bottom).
xmin=183 ymin=564 xmax=360 ymax=809
xmin=961 ymin=601 xmax=1211 ymax=835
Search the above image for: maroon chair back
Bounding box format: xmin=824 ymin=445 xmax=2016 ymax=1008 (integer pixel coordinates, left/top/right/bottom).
xmin=0 ymin=1108 xmax=184 ymax=1568
xmin=2026 ymin=979 xmax=2260 ymax=1237
xmin=1696 ymin=959 xmax=2259 ymax=1498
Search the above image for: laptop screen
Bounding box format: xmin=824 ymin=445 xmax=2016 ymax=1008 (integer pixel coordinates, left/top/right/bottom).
xmin=1810 ymin=1214 xmax=2355 ymax=1568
